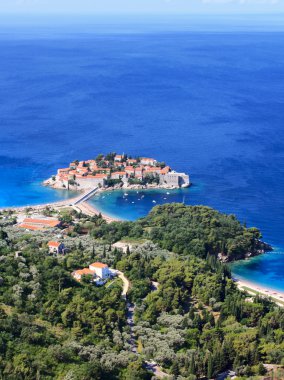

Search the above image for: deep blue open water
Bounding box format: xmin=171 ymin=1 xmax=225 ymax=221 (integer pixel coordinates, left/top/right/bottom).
xmin=0 ymin=17 xmax=283 ymax=290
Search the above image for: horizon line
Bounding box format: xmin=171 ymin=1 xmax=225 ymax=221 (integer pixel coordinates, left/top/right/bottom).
xmin=1 ymin=11 xmax=284 ymax=16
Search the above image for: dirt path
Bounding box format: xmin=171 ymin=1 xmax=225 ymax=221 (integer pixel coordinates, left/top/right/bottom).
xmin=117 ymin=271 xmax=130 ymax=298
xmin=118 ymin=273 xmax=168 ymax=378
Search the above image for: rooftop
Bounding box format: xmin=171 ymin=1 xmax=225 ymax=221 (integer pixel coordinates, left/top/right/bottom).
xmin=48 ymin=241 xmax=61 ymax=247
xmin=90 ymin=262 xmax=108 ymax=268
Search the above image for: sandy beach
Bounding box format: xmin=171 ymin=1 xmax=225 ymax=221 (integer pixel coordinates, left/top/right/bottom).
xmin=236 ymin=278 xmax=284 ymax=307
xmin=74 ymin=201 xmax=122 ymax=223
xmin=0 ymin=187 xmax=122 ymax=224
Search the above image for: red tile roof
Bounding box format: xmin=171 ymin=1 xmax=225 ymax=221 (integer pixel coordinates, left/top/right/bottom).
xmin=125 ymin=166 xmax=135 ymax=171
xmin=48 ymin=241 xmax=61 ymax=247
xmin=58 ymin=168 xmax=70 ymax=172
xmin=74 ymin=268 xmax=94 ymax=276
xmin=160 ymin=166 xmax=170 ymax=174
xmin=18 ymin=224 xmax=43 ymax=231
xmin=23 ymin=218 xmax=60 ymax=228
xmin=90 ymin=262 xmax=108 ymax=269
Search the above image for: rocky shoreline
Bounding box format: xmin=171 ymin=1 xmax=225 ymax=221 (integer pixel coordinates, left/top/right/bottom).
xmin=218 ymin=240 xmax=273 ymax=263
xmin=43 ymin=177 xmax=189 ymax=192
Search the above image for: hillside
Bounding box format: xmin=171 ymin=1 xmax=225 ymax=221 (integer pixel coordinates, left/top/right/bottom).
xmin=0 ymin=205 xmax=282 ymax=380
xmin=92 ymin=204 xmax=272 ymax=261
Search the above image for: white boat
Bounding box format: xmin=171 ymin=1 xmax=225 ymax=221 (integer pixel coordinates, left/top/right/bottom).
xmin=152 ymin=200 xmax=156 ymax=203
xmin=166 ymin=192 xmax=170 ymax=195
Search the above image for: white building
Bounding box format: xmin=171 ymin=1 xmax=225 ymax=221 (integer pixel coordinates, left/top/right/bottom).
xmin=140 ymin=157 xmax=157 ymax=166
xmin=89 ymin=262 xmax=112 ymax=279
xmin=48 ymin=241 xmax=65 ymax=255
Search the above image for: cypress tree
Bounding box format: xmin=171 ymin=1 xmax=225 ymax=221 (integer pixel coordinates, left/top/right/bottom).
xmin=189 ymin=355 xmax=195 ymax=375
xmin=207 ymin=352 xmax=213 ymax=379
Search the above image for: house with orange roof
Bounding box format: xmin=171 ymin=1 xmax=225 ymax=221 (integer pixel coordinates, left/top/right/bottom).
xmin=48 ymin=241 xmax=65 ymax=255
xmin=114 ymin=154 xmax=123 ymax=162
xmin=140 ymin=157 xmax=157 ymax=166
xmin=134 ymin=166 xmax=144 ymax=177
xmin=18 ymin=218 xmax=61 ymax=230
xmin=72 ymin=268 xmax=95 ymax=281
xmin=71 ymin=262 xmax=115 ymax=283
xmin=111 ymin=171 xmax=127 ymax=180
xmin=127 ymin=158 xmax=137 ymax=165
xmin=89 ymin=262 xmax=112 ymax=279
xmin=125 ymin=166 xmax=135 ymax=175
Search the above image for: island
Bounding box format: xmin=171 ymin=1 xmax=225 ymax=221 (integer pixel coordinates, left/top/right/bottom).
xmin=44 ymin=152 xmax=190 ymax=191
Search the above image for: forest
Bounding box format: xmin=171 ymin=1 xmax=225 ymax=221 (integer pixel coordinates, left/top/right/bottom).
xmin=91 ymin=204 xmax=272 ymax=261
xmin=0 ymin=204 xmax=283 ymax=380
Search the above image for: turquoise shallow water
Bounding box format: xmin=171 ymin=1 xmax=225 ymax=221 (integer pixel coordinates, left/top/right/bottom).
xmin=230 ymin=250 xmax=284 ymax=293
xmin=89 ymin=188 xmax=192 ymax=221
xmin=89 ymin=188 xmax=284 ymax=292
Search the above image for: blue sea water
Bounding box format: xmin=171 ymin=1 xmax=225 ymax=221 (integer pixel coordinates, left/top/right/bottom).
xmin=0 ymin=16 xmax=284 ymax=289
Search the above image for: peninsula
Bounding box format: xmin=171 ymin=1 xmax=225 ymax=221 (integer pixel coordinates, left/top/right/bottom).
xmin=44 ymin=152 xmax=190 ymax=191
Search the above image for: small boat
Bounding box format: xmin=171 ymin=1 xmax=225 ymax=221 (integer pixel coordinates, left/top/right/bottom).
xmin=163 ymin=198 xmax=167 ymax=200
xmin=166 ymin=192 xmax=170 ymax=195
xmin=132 ymin=201 xmax=135 ymax=204
xmin=152 ymin=200 xmax=156 ymax=203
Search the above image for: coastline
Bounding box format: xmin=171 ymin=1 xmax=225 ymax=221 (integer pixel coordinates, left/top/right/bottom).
xmin=0 ymin=186 xmax=123 ymax=224
xmin=235 ymin=277 xmax=284 ymax=307
xmin=74 ymin=199 xmax=123 ymax=223
xmin=2 ymin=183 xmax=284 ymax=300
xmin=0 ymin=189 xmax=86 ymax=213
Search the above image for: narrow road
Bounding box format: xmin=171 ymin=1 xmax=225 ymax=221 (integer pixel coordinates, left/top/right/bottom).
xmin=117 ymin=271 xmax=130 ymax=299
xmin=118 ymin=272 xmax=168 ymax=377
xmin=144 ymin=361 xmax=170 ymax=379
xmin=117 ymin=270 xmax=137 ymax=353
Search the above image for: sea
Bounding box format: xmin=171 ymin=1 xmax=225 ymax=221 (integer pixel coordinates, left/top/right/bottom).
xmin=0 ymin=14 xmax=283 ymax=291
